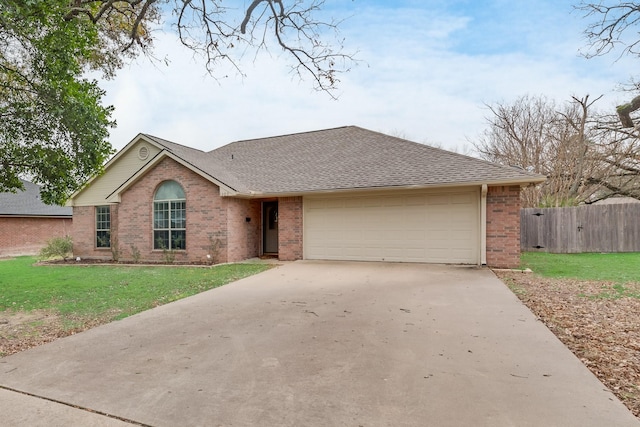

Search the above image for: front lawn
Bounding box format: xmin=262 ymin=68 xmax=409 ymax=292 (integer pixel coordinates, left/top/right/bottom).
xmin=520 ymin=252 xmax=640 ymax=284
xmin=0 ymin=257 xmax=272 ymax=356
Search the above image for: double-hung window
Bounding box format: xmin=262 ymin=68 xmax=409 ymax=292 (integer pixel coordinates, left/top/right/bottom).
xmin=96 ymin=206 xmax=111 ymax=248
xmin=153 ymin=181 xmax=186 ymax=250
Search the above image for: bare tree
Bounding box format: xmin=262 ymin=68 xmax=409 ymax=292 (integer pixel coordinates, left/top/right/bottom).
xmin=474 ymin=95 xmax=564 ymax=207
xmin=577 ymin=1 xmax=640 ymax=61
xmin=587 ymin=113 xmax=640 ymax=201
xmin=563 ymin=1 xmax=640 ymax=201
xmin=64 ymin=0 xmax=355 ymax=95
xmin=473 ymin=94 xmax=640 ymax=207
xmin=577 ymin=1 xmax=640 ymax=125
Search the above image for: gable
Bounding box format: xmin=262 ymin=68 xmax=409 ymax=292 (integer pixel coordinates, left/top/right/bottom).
xmin=71 ymin=140 xmax=162 ymax=207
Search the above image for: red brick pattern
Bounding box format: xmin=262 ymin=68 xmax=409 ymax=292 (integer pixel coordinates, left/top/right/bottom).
xmin=226 ymin=198 xmax=261 ymax=262
xmin=72 ymin=157 xmax=522 ymax=266
xmin=117 ymin=157 xmax=227 ymax=263
xmin=278 ymin=197 xmax=303 ymax=261
xmin=0 ymin=217 xmax=72 ymax=256
xmin=72 ymin=205 xmax=119 ymax=260
xmin=73 ymin=157 xmax=265 ymax=263
xmin=486 ymin=185 xmax=521 ymax=268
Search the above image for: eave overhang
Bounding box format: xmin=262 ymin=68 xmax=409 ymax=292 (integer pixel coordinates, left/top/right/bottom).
xmin=225 ymin=176 xmax=547 ymax=199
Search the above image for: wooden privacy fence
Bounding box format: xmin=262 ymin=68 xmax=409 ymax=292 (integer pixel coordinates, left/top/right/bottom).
xmin=521 ymin=203 xmax=640 ymax=253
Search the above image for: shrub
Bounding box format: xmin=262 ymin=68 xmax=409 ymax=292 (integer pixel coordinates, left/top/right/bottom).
xmin=39 ymin=236 xmax=73 ymax=261
xmin=155 ymin=239 xmax=175 ymax=264
xmin=208 ymin=235 xmax=223 ymax=264
xmin=110 ymin=235 xmax=121 ymax=262
xmin=130 ymin=244 xmax=141 ymax=263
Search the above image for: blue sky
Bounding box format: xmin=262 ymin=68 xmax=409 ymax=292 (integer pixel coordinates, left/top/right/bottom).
xmin=99 ymin=0 xmax=635 ymax=152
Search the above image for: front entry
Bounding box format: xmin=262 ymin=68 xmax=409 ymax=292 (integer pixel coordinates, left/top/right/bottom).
xmin=263 ymin=201 xmax=279 ymax=254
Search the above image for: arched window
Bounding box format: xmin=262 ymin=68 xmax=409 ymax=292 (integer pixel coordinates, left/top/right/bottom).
xmin=153 ymin=181 xmax=186 ymax=250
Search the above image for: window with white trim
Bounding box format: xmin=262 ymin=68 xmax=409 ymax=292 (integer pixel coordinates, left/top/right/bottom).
xmin=96 ymin=205 xmax=111 ymax=248
xmin=153 ymin=181 xmax=186 ymax=250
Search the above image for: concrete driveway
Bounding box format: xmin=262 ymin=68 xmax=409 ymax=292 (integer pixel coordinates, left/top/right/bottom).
xmin=1 ymin=261 xmax=638 ymax=427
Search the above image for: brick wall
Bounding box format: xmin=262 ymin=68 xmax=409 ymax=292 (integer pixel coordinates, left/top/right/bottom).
xmin=278 ymin=196 xmax=303 ymax=261
xmin=0 ymin=217 xmax=72 ymax=256
xmin=226 ymin=198 xmax=261 ymax=262
xmin=72 ymin=205 xmax=117 ymax=260
xmin=116 ymin=157 xmax=224 ymax=263
xmin=72 ymin=157 xmax=265 ymax=264
xmin=486 ymin=185 xmax=521 ymax=268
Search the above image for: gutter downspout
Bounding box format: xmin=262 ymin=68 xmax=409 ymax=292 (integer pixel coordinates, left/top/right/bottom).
xmin=481 ymin=184 xmax=488 ymax=266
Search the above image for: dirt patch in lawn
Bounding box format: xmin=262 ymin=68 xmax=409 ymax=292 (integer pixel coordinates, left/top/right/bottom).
xmin=0 ymin=310 xmax=113 ymax=357
xmin=497 ymin=271 xmax=640 ymax=419
xmin=0 ymin=310 xmax=66 ymax=356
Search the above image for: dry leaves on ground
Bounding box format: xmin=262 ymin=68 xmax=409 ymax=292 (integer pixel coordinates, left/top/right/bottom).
xmin=0 ymin=311 xmax=111 ymax=357
xmin=497 ymin=271 xmax=640 ymax=418
xmin=0 ymin=310 xmax=66 ymax=356
xmin=2 ymin=273 xmax=639 ymax=420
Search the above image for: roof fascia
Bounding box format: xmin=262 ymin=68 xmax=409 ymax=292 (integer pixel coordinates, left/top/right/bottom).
xmin=106 ymin=150 xmax=238 ymax=202
xmin=225 ymin=177 xmax=547 ymax=199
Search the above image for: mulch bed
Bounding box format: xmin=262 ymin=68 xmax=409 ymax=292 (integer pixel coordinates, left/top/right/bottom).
xmin=496 ymin=271 xmax=640 ymax=418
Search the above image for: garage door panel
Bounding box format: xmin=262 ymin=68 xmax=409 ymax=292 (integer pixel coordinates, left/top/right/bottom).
xmin=304 ymin=190 xmax=479 ymax=264
xmin=451 ymin=193 xmax=475 ymax=204
xmin=405 ymin=195 xmax=427 ymax=206
xmin=426 ymin=194 xmax=450 ymax=205
xmin=361 ymin=198 xmax=382 ymax=208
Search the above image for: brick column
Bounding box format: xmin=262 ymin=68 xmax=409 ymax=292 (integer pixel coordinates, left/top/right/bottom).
xmin=486 ymin=185 xmax=521 ymax=268
xmin=278 ymin=197 xmax=303 ymax=261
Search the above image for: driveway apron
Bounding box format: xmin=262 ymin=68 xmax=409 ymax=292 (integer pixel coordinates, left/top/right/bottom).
xmin=1 ymin=261 xmax=638 ymax=426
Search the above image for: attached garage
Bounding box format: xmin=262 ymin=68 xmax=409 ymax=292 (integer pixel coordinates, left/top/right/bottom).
xmin=70 ymin=126 xmax=545 ymax=268
xmin=304 ymin=188 xmax=480 ymax=264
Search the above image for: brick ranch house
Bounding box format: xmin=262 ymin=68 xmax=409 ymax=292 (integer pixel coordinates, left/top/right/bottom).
xmin=68 ymin=126 xmax=545 ymax=268
xmin=0 ymin=179 xmax=72 ymax=256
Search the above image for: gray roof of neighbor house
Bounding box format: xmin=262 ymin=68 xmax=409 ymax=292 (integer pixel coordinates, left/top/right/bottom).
xmin=0 ymin=180 xmax=72 ymax=217
xmin=143 ymin=126 xmax=546 ymax=196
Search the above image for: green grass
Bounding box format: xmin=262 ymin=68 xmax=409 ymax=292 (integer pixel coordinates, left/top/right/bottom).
xmin=521 ymin=252 xmax=640 ymax=299
xmin=0 ymin=257 xmax=272 ymax=322
xmin=521 ymin=252 xmax=640 ymax=283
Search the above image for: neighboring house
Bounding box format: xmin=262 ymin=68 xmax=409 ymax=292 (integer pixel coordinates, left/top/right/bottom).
xmin=68 ymin=126 xmax=545 ymax=268
xmin=0 ymin=179 xmax=72 ymax=256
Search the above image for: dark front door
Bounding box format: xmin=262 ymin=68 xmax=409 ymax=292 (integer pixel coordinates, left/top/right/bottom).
xmin=263 ymin=201 xmax=279 ymax=254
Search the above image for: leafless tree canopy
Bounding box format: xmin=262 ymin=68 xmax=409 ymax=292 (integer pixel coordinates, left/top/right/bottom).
xmin=64 ymin=0 xmax=355 ymax=95
xmin=577 ymin=1 xmax=640 ymax=60
xmin=473 ymin=95 xmax=640 ymax=207
xmin=577 ymin=2 xmax=640 ymax=125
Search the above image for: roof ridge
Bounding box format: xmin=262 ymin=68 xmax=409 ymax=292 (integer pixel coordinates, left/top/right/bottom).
xmin=141 ymin=133 xmax=207 ymax=153
xmin=211 ymin=125 xmax=355 ymax=151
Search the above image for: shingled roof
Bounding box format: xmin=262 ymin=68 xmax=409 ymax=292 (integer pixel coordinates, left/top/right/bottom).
xmin=0 ymin=180 xmax=72 ymax=217
xmin=206 ymin=126 xmax=545 ymax=195
xmin=143 ymin=134 xmax=244 ymax=193
xmin=134 ymin=126 xmax=545 ymax=196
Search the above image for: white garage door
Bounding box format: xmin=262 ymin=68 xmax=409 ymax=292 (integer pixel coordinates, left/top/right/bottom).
xmin=304 ymin=189 xmax=479 ymax=264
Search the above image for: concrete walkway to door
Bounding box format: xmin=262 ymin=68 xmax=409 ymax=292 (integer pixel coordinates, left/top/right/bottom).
xmin=1 ymin=261 xmax=638 ymax=426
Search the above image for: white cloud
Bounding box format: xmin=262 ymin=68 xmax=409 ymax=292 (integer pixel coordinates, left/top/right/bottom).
xmin=98 ymin=2 xmax=635 ymax=154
